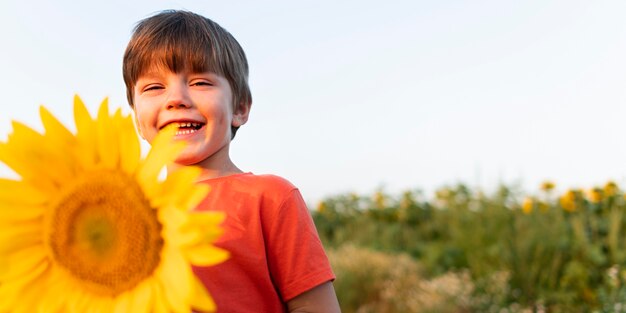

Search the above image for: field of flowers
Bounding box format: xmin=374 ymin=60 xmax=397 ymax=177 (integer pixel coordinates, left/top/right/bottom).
xmin=313 ymin=182 xmax=626 ymax=312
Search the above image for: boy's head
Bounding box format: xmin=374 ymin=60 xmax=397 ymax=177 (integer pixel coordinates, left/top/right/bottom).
xmin=123 ymin=10 xmax=252 ymax=138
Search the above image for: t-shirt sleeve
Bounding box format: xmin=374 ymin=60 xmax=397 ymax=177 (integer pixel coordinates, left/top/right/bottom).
xmin=262 ymin=188 xmax=336 ymax=302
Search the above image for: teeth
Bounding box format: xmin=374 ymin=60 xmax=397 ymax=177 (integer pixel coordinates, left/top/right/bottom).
xmin=175 ymin=128 xmax=199 ymax=135
xmin=177 ymin=122 xmax=200 ymax=128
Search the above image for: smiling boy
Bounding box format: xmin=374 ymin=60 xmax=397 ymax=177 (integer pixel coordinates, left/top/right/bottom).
xmin=123 ymin=10 xmax=340 ymax=313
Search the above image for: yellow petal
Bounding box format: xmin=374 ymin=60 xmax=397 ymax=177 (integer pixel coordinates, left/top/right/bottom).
xmin=158 ymin=248 xmax=193 ymax=313
xmin=8 ymin=120 xmax=44 ymax=140
xmin=180 ymin=212 xmax=226 ymax=242
xmin=96 ymin=98 xmax=119 ymax=169
xmin=10 ymin=278 xmax=48 ymax=313
xmin=0 ymin=148 xmax=52 ymax=193
xmin=1 ymin=121 xmax=73 ymax=189
xmin=128 ymin=279 xmax=153 ymax=313
xmin=0 ymin=123 xmax=61 ymax=188
xmin=151 ymin=279 xmax=170 ymax=313
xmin=0 ymin=256 xmax=49 ymax=312
xmin=184 ymin=244 xmax=229 ymax=266
xmin=0 ymin=203 xmax=44 ymax=222
xmin=162 ymin=209 xmax=204 ymax=246
xmin=0 ymin=245 xmax=47 ymax=282
xmin=181 ymin=183 xmax=211 ymax=211
xmin=67 ymin=290 xmax=91 ymax=313
xmin=74 ymin=94 xmax=98 ymax=168
xmin=0 ymin=222 xmax=42 ymax=254
xmin=38 ymin=268 xmax=72 ymax=312
xmin=39 ymin=106 xmax=79 ymax=177
xmin=84 ymin=296 xmax=113 ymax=313
xmin=190 ymin=276 xmax=216 ymax=313
xmin=73 ymin=94 xmax=93 ymax=125
xmin=113 ymin=290 xmax=132 ymax=313
xmin=0 ymin=178 xmax=49 ymax=205
xmin=164 ymin=211 xmax=225 ymax=248
xmin=166 ymin=227 xmax=200 ymax=247
xmin=119 ymin=114 xmax=141 ymax=174
xmin=183 ymin=211 xmax=226 ymax=228
xmin=0 ymin=179 xmax=47 ymax=222
xmin=39 ymin=106 xmax=75 ymax=148
xmin=136 ymin=126 xmax=185 ymax=196
xmin=152 ymin=167 xmax=206 ymax=208
xmin=160 ymin=206 xmax=189 ymax=228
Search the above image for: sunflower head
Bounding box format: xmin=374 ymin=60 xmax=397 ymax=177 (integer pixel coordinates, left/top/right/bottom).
xmin=0 ymin=96 xmax=228 ymax=313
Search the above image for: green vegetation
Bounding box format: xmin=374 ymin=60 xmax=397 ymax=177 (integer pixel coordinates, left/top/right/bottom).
xmin=314 ymin=182 xmax=626 ymax=312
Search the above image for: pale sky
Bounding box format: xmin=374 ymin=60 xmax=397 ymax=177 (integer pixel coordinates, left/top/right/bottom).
xmin=2 ymin=1 xmax=626 ymax=203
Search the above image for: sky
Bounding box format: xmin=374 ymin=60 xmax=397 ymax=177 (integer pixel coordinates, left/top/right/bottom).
xmin=1 ymin=1 xmax=626 ymax=204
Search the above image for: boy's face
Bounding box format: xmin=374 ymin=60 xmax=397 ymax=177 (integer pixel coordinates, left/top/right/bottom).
xmin=133 ymin=68 xmax=248 ymax=166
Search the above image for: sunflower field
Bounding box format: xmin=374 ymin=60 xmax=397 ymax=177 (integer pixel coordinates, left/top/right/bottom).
xmin=314 ymin=182 xmax=626 ymax=312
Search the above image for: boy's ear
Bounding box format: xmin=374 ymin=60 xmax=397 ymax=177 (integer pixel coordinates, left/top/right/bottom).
xmin=232 ymin=102 xmax=251 ymax=127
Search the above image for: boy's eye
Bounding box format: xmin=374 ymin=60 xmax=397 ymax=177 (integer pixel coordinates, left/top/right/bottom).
xmin=191 ymin=80 xmax=212 ymax=87
xmin=144 ymin=85 xmax=163 ymax=91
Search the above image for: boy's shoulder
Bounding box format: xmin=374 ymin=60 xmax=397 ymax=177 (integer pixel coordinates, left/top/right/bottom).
xmin=253 ymin=173 xmax=296 ymax=190
xmin=208 ymin=172 xmax=298 ymax=195
xmin=202 ymin=173 xmax=305 ymax=213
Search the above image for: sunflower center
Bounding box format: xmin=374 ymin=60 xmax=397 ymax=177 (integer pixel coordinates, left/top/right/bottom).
xmin=46 ymin=170 xmax=163 ymax=296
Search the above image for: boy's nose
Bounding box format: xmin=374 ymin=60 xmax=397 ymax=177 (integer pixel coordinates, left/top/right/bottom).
xmin=165 ymin=86 xmax=192 ymax=110
xmin=166 ymin=101 xmax=191 ymax=109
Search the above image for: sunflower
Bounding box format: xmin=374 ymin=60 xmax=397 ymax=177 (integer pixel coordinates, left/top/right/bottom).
xmin=0 ymin=96 xmax=228 ymax=313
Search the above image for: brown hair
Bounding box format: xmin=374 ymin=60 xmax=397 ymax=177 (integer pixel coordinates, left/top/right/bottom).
xmin=123 ymin=10 xmax=252 ymax=114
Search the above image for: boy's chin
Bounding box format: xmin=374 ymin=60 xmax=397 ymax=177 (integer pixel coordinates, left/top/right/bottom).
xmin=174 ymin=155 xmax=201 ymax=166
xmin=173 ymin=149 xmax=214 ymax=167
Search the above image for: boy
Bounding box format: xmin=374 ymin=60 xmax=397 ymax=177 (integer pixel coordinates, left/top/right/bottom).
xmin=122 ymin=10 xmax=341 ymax=313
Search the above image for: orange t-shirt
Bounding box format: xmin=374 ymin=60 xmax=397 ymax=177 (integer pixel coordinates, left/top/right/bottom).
xmin=192 ymin=173 xmax=335 ymax=313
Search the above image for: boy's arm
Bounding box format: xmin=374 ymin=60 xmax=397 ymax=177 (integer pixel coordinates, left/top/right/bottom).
xmin=286 ymin=281 xmax=341 ymax=313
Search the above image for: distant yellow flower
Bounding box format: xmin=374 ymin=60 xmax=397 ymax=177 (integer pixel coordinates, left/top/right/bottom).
xmin=349 ymin=192 xmax=360 ymax=202
xmin=522 ymin=197 xmax=534 ymax=214
xmin=560 ymin=190 xmax=578 ymax=212
xmin=604 ymin=181 xmax=618 ymax=197
xmin=374 ymin=191 xmax=387 ymax=208
xmin=476 ymin=191 xmax=486 ymax=199
xmin=400 ymin=191 xmax=415 ymax=210
xmin=435 ymin=188 xmax=451 ymax=200
xmin=317 ymin=201 xmax=328 ymax=213
xmin=540 ymin=181 xmax=555 ymax=192
xmin=0 ymin=96 xmax=227 ymax=312
xmin=587 ymin=188 xmax=603 ymax=204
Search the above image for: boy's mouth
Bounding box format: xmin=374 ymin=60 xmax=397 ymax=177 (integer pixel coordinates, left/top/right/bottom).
xmin=174 ymin=122 xmax=204 ymax=135
xmin=161 ymin=122 xmax=205 ymax=135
